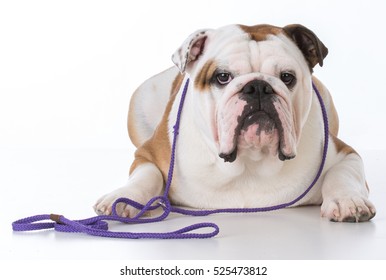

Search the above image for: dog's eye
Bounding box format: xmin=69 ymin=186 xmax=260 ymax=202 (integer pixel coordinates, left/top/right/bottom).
xmin=280 ymin=72 xmax=296 ymax=88
xmin=216 ymin=72 xmax=232 ymax=85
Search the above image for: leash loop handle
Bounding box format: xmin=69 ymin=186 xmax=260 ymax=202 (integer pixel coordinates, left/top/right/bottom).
xmin=12 ymin=191 xmax=219 ymax=239
xmin=12 ymin=212 xmax=220 ymax=239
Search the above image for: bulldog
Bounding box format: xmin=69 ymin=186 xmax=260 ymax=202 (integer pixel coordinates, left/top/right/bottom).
xmin=94 ymin=24 xmax=376 ymax=222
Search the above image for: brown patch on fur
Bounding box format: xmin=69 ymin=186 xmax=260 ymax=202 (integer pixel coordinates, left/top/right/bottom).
xmin=129 ymin=73 xmax=185 ymax=181
xmin=331 ymin=134 xmax=357 ymax=155
xmin=239 ymin=24 xmax=281 ymax=42
xmin=171 ymin=72 xmax=185 ymax=96
xmin=194 ymin=59 xmax=217 ymax=92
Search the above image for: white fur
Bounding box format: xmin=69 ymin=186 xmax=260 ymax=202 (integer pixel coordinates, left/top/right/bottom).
xmin=168 ymin=77 xmax=323 ymax=208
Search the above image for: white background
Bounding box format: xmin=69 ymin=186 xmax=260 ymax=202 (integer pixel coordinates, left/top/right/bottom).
xmin=1 ymin=0 xmax=386 ymax=150
xmin=1 ymin=0 xmax=386 ymax=267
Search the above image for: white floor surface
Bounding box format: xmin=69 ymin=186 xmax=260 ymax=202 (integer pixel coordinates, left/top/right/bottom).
xmin=1 ymin=148 xmax=385 ymax=260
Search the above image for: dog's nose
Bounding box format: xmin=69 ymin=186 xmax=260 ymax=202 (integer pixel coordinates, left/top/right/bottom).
xmin=241 ymin=80 xmax=274 ymax=97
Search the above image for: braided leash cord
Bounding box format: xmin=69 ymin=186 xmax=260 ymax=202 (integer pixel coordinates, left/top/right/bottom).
xmin=12 ymin=79 xmax=328 ymax=239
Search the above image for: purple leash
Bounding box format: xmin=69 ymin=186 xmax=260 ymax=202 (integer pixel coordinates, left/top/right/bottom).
xmin=12 ymin=79 xmax=329 ymax=239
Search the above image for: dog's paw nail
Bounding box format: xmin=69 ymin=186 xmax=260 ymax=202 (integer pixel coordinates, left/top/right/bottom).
xmin=95 ymin=208 xmax=104 ymax=215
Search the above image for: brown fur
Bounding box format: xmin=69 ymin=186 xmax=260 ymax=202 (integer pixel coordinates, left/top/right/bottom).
xmin=239 ymin=24 xmax=281 ymax=42
xmin=194 ymin=59 xmax=217 ymax=92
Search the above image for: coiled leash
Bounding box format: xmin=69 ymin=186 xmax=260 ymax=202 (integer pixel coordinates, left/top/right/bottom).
xmin=12 ymin=79 xmax=329 ymax=239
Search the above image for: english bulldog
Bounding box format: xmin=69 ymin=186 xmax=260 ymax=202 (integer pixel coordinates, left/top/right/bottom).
xmin=94 ymin=24 xmax=376 ymax=222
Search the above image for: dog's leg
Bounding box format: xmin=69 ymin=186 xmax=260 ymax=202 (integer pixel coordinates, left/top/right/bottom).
xmin=321 ymin=145 xmax=376 ymax=222
xmin=94 ymin=162 xmax=164 ymax=217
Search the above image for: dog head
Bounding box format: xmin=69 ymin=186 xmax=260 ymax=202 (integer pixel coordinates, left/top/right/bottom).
xmin=172 ymin=24 xmax=328 ymax=163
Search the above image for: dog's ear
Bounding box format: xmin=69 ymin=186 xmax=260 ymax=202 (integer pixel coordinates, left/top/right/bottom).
xmin=283 ymin=24 xmax=328 ymax=69
xmin=172 ymin=29 xmax=212 ymax=73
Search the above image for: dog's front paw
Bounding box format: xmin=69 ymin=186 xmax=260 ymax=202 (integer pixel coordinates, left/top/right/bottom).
xmin=321 ymin=195 xmax=376 ymax=222
xmin=93 ymin=187 xmax=144 ymax=218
